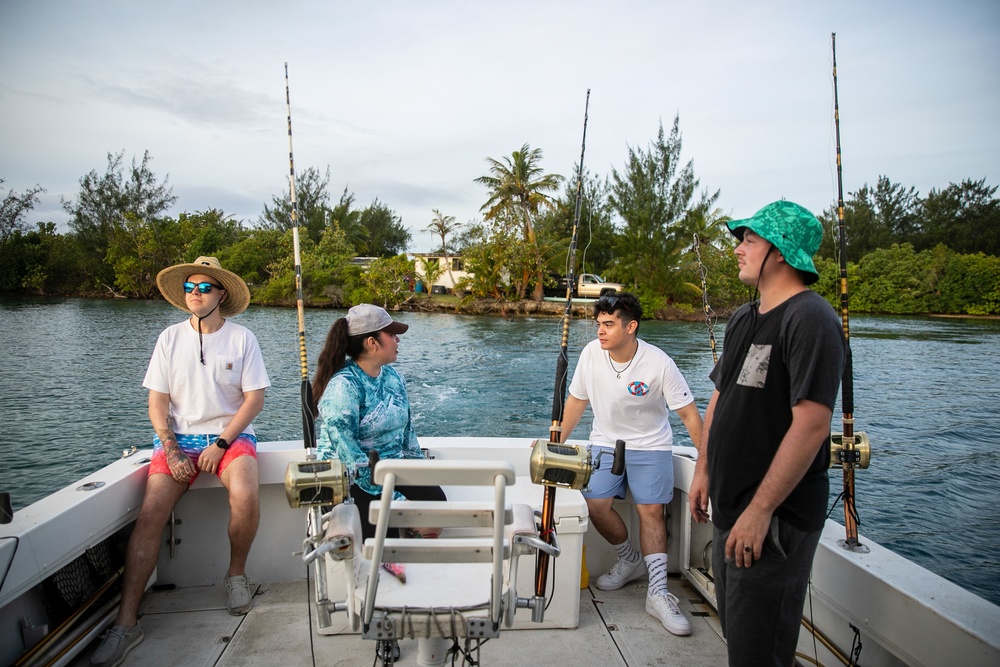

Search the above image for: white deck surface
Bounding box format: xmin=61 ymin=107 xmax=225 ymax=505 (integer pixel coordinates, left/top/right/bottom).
xmin=72 ymin=575 xmax=728 ymax=667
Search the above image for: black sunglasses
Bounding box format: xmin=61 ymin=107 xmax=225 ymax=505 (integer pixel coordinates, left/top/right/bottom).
xmin=183 ymin=281 xmax=224 ymax=294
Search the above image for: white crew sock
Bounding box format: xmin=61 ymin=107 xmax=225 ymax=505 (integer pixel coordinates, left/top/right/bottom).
xmin=645 ymin=553 xmax=668 ymax=597
xmin=613 ymin=539 xmax=640 ymax=563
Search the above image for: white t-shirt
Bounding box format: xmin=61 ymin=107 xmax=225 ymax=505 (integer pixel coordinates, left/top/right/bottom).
xmin=568 ymin=338 xmax=694 ymax=451
xmin=143 ymin=319 xmax=271 ymax=435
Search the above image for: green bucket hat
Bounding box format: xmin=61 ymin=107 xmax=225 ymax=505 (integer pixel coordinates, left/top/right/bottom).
xmin=726 ymin=200 xmax=824 ymax=285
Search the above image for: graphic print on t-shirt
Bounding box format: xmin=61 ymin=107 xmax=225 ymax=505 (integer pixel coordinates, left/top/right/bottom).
xmin=627 ymin=381 xmax=649 ymax=396
xmin=737 ymin=344 xmax=771 ymax=388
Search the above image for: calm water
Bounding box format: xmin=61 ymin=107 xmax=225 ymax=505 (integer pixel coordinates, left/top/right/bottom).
xmin=1 ymin=297 xmax=998 ymax=606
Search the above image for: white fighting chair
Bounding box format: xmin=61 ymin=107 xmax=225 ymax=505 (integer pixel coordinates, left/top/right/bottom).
xmin=357 ymin=458 xmax=537 ymax=666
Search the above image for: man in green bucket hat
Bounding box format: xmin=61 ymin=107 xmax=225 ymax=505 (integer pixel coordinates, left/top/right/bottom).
xmin=689 ymin=200 xmax=846 ymax=666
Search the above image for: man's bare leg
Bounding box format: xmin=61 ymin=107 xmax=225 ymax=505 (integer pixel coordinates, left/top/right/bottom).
xmin=586 ymin=496 xmax=629 ymax=545
xmin=220 ymin=455 xmax=259 ymax=576
xmin=114 ymin=474 xmax=188 ymax=626
xmin=635 ymin=503 xmax=667 ymax=556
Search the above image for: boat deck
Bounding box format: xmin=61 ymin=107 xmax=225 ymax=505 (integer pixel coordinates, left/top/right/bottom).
xmin=72 ymin=575 xmax=728 ymax=666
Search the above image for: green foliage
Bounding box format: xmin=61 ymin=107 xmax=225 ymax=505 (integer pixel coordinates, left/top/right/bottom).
xmin=1 ymin=180 xmax=44 ymax=249
xmin=306 ymin=222 xmax=358 ymax=305
xmin=918 ymin=179 xmax=1000 ymax=255
xmin=254 ymin=268 xmax=297 ymax=305
xmin=852 ymin=244 xmax=929 ymax=313
xmin=682 ymin=240 xmax=747 ymax=315
xmin=1 ymin=181 xmax=46 ymax=291
xmin=4 ymin=142 xmax=1000 ymax=317
xmin=812 ymin=256 xmax=843 ymax=308
xmin=820 ymin=178 xmax=920 ymax=260
xmin=453 ymin=219 xmax=526 ymax=300
xmin=180 ymin=210 xmax=244 ymax=259
xmin=259 ymin=166 xmax=333 ymax=244
xmin=607 ymin=116 xmax=719 ymax=298
xmin=535 ymin=168 xmax=618 ymax=277
xmin=358 ymin=200 xmax=411 ymax=257
xmin=818 ymin=176 xmax=1000 ymax=261
xmin=359 ymin=255 xmax=415 ymax=308
xmin=476 ymin=143 xmax=563 ymax=300
xmin=222 ymin=228 xmax=288 ymax=287
xmin=105 ymin=213 xmax=182 ymax=297
xmin=425 ymin=209 xmax=460 ymax=255
xmin=934 ymin=250 xmax=1000 ymax=315
xmin=418 ymin=257 xmax=445 ymax=287
xmin=62 ymin=150 xmax=176 ymax=288
xmin=425 ymin=209 xmax=461 ymax=286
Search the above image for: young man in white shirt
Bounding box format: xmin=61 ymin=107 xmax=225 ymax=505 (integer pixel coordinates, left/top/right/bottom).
xmin=560 ymin=291 xmax=703 ymax=636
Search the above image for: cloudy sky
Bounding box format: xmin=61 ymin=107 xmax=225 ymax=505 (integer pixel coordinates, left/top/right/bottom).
xmin=2 ymin=1 xmax=997 ymax=253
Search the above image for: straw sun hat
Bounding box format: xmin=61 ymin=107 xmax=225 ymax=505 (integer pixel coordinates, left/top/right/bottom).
xmin=156 ymin=256 xmax=251 ymax=317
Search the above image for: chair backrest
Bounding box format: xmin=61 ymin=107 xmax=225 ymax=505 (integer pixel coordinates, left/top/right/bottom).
xmin=362 ymin=458 xmax=517 ymax=631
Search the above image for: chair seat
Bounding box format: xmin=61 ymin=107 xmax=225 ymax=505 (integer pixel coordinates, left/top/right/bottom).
xmin=362 ymin=562 xmax=493 ymax=611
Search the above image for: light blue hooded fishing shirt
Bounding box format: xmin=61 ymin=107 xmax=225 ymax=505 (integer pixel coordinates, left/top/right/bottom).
xmin=316 ymin=359 xmax=422 ymax=495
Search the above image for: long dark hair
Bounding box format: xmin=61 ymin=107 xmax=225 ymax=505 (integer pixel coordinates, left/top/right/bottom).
xmin=311 ymin=318 xmax=370 ymax=413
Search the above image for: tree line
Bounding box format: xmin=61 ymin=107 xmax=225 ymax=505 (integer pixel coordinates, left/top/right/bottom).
xmin=2 ymin=117 xmax=999 ymax=316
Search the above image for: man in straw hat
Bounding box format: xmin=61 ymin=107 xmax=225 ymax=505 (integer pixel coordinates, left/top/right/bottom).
xmin=92 ymin=257 xmax=270 ymax=667
xmin=689 ymin=201 xmax=845 ymax=666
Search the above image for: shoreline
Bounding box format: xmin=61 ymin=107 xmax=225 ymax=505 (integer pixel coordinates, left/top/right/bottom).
xmin=5 ymin=291 xmax=1000 ymax=320
xmin=378 ymin=294 xmax=723 ymax=321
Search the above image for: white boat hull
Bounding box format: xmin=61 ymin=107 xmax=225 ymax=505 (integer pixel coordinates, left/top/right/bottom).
xmin=2 ymin=438 xmax=998 ymax=666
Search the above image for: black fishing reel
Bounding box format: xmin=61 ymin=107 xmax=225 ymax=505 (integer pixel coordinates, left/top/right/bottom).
xmin=529 ymin=439 xmax=625 ymax=490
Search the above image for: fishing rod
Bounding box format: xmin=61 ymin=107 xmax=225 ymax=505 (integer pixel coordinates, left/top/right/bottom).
xmin=525 ymin=90 xmax=593 ymax=619
xmin=281 ymin=63 xmax=365 ymax=655
xmin=285 ymin=63 xmax=317 ymax=451
xmin=550 ymin=89 xmax=590 ymax=444
xmin=831 ymin=33 xmax=870 ymax=552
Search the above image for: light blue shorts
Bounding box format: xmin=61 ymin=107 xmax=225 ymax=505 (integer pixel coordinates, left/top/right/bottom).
xmin=583 ymin=446 xmax=675 ymax=505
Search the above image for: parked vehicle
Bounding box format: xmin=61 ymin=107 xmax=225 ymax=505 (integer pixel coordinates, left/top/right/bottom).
xmin=544 ymin=273 xmax=623 ymax=298
xmin=575 ymin=274 xmax=622 ymax=298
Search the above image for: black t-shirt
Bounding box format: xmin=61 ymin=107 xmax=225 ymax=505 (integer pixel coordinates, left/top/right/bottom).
xmin=707 ymin=290 xmax=846 ymax=532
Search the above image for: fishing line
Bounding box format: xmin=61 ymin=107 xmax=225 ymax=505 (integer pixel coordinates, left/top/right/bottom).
xmin=692 ymin=233 xmax=718 ymax=365
xmin=285 ymin=62 xmax=321 ymax=667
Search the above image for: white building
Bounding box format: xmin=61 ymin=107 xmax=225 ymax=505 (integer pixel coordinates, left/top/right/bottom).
xmin=411 ymin=253 xmax=470 ymax=294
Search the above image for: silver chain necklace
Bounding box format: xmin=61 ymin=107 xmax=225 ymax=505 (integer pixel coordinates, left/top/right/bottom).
xmin=608 ymin=343 xmax=638 ymax=379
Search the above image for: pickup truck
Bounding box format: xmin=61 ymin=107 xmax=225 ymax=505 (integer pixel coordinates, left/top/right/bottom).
xmin=544 ymin=273 xmax=623 ymax=298
xmin=576 ymin=273 xmax=623 ymax=298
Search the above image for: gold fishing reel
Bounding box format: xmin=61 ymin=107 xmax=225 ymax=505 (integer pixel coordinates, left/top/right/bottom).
xmin=829 ymin=432 xmax=871 ymax=469
xmin=284 ymin=456 xmax=351 ymax=508
xmin=529 ymin=439 xmax=593 ymax=490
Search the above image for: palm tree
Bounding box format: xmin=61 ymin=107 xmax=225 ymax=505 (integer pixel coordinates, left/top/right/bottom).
xmin=475 ymin=143 xmax=563 ymax=300
xmin=426 ymin=209 xmax=461 ymax=289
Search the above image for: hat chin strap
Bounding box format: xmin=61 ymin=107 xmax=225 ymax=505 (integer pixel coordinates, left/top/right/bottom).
xmin=752 ymin=244 xmax=776 ymax=298
xmin=195 ymin=300 xmax=223 ymax=365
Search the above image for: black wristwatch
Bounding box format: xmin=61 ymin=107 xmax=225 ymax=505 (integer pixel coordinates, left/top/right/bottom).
xmin=214 ymin=437 xmax=230 ymax=451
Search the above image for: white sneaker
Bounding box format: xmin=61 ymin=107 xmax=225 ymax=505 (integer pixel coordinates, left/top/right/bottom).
xmin=594 ymin=556 xmax=646 ymax=590
xmin=645 ymin=592 xmax=692 ymax=636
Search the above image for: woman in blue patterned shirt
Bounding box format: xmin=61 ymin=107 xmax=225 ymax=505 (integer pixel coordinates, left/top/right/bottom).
xmin=311 ymin=304 xmax=445 ymax=541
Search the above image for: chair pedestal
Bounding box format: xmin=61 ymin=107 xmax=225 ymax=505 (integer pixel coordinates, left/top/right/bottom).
xmin=416 ymin=637 xmax=452 ymax=667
